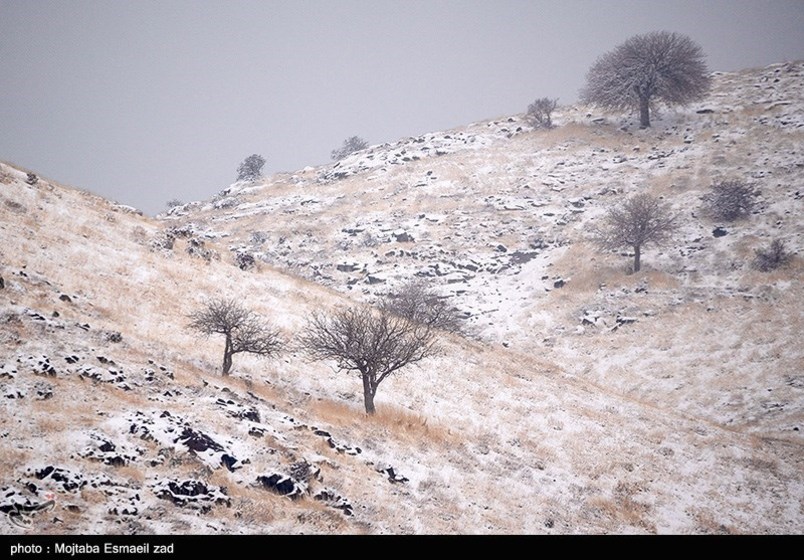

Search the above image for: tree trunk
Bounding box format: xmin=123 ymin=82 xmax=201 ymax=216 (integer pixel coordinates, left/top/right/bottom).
xmin=222 ymin=334 xmax=233 ymax=375
xmin=362 ymin=373 xmax=376 ymax=415
xmin=633 ymin=244 xmax=642 ymax=273
xmin=639 ymin=96 xmax=650 ymax=128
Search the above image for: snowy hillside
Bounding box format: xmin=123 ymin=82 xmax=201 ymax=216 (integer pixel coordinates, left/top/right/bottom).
xmin=1 ymin=61 xmax=802 ymax=534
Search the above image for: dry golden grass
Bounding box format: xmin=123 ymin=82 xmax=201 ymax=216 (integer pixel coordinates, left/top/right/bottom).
xmin=586 ymin=492 xmax=656 ymax=533
xmin=309 ymin=398 xmax=463 ymax=448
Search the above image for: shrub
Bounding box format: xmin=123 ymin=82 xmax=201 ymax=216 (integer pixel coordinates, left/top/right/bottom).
xmin=704 ymin=180 xmax=756 ymax=221
xmin=381 ymin=279 xmax=464 ymax=334
xmin=526 ymin=98 xmax=558 ymax=129
xmin=753 ymin=239 xmax=791 ymax=272
xmin=331 ymin=136 xmax=369 ymax=161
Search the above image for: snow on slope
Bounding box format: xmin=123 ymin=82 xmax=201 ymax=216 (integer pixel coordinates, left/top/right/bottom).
xmin=167 ymin=61 xmax=803 ymax=440
xmin=1 ymin=61 xmax=802 ymax=534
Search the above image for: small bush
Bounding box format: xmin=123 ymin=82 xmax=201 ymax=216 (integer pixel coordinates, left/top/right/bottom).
xmin=704 ymin=180 xmax=757 ymax=221
xmin=381 ymin=279 xmax=464 ymax=334
xmin=753 ymin=239 xmax=792 ymax=272
xmin=526 ymin=98 xmax=558 ymax=129
xmin=331 ymin=136 xmax=369 ymax=161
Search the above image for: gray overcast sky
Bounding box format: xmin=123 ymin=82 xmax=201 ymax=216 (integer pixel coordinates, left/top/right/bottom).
xmin=2 ymin=0 xmax=803 ymax=215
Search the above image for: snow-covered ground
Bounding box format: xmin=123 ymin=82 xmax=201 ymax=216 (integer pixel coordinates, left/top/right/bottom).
xmin=1 ymin=61 xmax=802 ymax=534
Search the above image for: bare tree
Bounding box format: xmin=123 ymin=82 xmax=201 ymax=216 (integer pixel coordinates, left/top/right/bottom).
xmin=299 ymin=305 xmax=438 ymax=415
xmin=580 ymin=31 xmax=711 ymax=128
xmin=593 ymin=193 xmax=677 ymax=273
xmin=188 ymin=298 xmax=281 ymax=375
xmin=526 ymin=97 xmax=558 ymax=129
xmin=331 ymin=136 xmax=369 ymax=161
xmin=380 ymin=279 xmax=464 ymax=334
xmin=236 ymin=154 xmax=266 ymax=182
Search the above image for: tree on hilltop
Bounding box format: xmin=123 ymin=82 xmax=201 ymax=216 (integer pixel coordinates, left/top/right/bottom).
xmin=581 ymin=31 xmax=711 ymax=128
xmin=236 ymin=154 xmax=266 ymax=182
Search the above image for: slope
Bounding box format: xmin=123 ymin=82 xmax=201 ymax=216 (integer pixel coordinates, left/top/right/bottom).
xmin=0 ymin=63 xmax=802 ymax=535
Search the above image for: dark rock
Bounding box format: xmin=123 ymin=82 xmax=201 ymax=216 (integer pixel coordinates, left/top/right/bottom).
xmin=696 ymin=108 xmax=714 ymax=114
xmin=99 ymin=441 xmax=116 ymax=453
xmin=289 ymin=461 xmax=320 ymax=483
xmin=153 ymin=479 xmax=229 ymax=512
xmin=256 ymin=474 xmax=305 ymax=499
xmin=104 ymin=332 xmax=123 ymax=343
xmin=495 ymin=244 xmax=508 ymax=253
xmin=59 ymin=294 xmax=72 ymax=303
xmin=509 ymin=251 xmax=537 ymax=265
xmin=32 ymin=466 xmax=85 ymax=492
xmin=34 ymin=383 xmax=53 ymax=400
xmin=394 ymin=232 xmax=415 ymax=243
xmin=712 ymin=227 xmax=728 ymax=238
xmin=220 ymin=454 xmax=239 ymax=472
xmin=314 ymin=489 xmax=353 ymax=516
xmin=553 ymin=279 xmax=566 ymax=289
xmin=0 ymin=276 xmax=4 ymax=289
xmin=176 ymin=427 xmax=223 ymax=453
xmin=336 ymin=263 xmax=359 ymax=273
xmin=25 ymin=173 xmax=38 ymax=185
xmin=377 ymin=465 xmax=408 ymax=484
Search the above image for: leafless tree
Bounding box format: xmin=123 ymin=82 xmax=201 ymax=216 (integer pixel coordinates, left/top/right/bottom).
xmin=703 ymin=180 xmax=757 ymax=221
xmin=527 ymin=97 xmax=558 ymax=129
xmin=299 ymin=305 xmax=439 ymax=415
xmin=593 ymin=193 xmax=677 ymax=273
xmin=580 ymin=31 xmax=711 ymax=128
xmin=380 ymin=279 xmax=464 ymax=334
xmin=331 ymin=136 xmax=369 ymax=161
xmin=236 ymin=154 xmax=266 ymax=182
xmin=188 ymin=298 xmax=281 ymax=375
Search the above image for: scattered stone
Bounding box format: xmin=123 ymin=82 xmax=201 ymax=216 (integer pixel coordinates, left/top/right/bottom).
xmin=712 ymin=227 xmax=728 ymax=238
xmin=375 ymin=463 xmax=409 ymax=484
xmin=33 ymin=382 xmax=53 ymax=400
xmin=289 ymin=461 xmax=321 ymax=484
xmin=20 ymin=355 xmax=56 ymax=377
xmin=25 ymin=173 xmax=38 ymax=185
xmin=177 ymin=427 xmax=224 ymax=453
xmin=153 ymin=479 xmax=229 ymax=512
xmin=58 ymin=294 xmax=72 ymax=303
xmin=29 ymin=466 xmax=86 ymax=493
xmin=103 ymin=331 xmax=123 ymax=343
xmin=0 ymin=363 xmax=17 ymax=378
xmin=314 ymin=489 xmax=353 ymax=516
